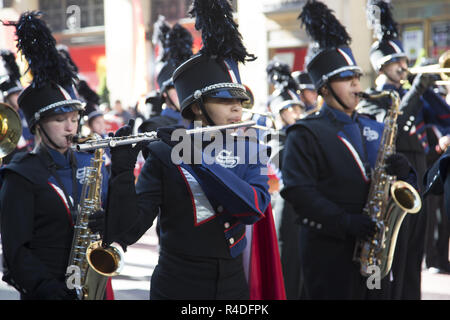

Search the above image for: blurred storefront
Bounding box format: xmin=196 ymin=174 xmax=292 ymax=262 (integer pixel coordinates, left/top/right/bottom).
xmin=0 ymin=0 xmax=107 ymax=98
xmin=392 ymin=0 xmax=450 ymax=64
xmin=0 ymin=0 xmax=447 ymax=110
xmin=238 ymin=0 xmax=373 ymax=109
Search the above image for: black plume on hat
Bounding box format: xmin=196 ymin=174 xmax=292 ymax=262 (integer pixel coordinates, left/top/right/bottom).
xmin=0 ymin=49 xmax=21 ymax=82
xmin=266 ymin=60 xmax=298 ymax=91
xmin=77 ymin=79 xmax=100 ymax=116
xmin=0 ymin=49 xmax=22 ymax=98
xmin=299 ymin=0 xmax=351 ymax=50
xmin=5 ymin=11 xmax=77 ymax=89
xmin=156 ymin=23 xmax=194 ymax=91
xmin=367 ymin=1 xmax=406 ymax=72
xmin=367 ymin=0 xmax=399 ymax=41
xmin=57 ymin=44 xmax=79 ymax=75
xmin=189 ymin=0 xmax=256 ymax=63
xmin=298 ymin=0 xmax=361 ymax=89
xmin=152 ymin=15 xmax=171 ymax=63
xmin=166 ymin=23 xmax=193 ymax=68
xmin=173 ymin=0 xmax=254 ymax=119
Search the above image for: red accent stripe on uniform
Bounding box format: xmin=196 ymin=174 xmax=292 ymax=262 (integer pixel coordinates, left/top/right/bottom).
xmin=47 ymin=182 xmax=73 ymax=227
xmin=415 ymin=121 xmax=425 ymax=131
xmin=251 ymin=186 xmax=262 ymax=215
xmin=337 ymin=136 xmax=370 ymax=183
xmin=230 ymin=232 xmax=246 ymax=248
xmin=224 ymin=221 xmax=239 ymax=233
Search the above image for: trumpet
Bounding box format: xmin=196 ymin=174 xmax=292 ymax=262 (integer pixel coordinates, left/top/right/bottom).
xmin=73 ymin=121 xmax=261 ymax=151
xmin=408 ymin=50 xmax=450 ymax=85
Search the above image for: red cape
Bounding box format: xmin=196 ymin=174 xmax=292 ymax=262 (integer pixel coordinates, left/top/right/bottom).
xmin=106 ymin=278 xmax=115 ymax=300
xmin=249 ymin=204 xmax=286 ymax=300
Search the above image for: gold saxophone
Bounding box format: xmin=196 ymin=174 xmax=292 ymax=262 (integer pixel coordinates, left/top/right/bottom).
xmin=66 ymin=141 xmax=124 ymax=300
xmin=354 ymin=91 xmax=422 ymax=279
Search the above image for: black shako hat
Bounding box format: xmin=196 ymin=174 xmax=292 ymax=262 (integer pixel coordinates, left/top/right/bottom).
xmin=173 ymin=0 xmax=256 ymax=120
xmin=292 ymin=71 xmax=315 ymax=91
xmin=269 ymin=88 xmax=304 ymax=115
xmin=18 ymin=82 xmax=83 ymax=133
xmin=6 ymin=11 xmax=83 ymax=133
xmin=299 ymin=0 xmax=362 ymax=90
xmin=266 ymin=59 xmax=303 ymax=114
xmin=367 ymin=1 xmax=407 ymax=72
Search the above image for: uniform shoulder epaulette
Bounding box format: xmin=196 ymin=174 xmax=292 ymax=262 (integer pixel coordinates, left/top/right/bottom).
xmin=1 ymin=151 xmax=49 ymax=184
xmin=145 ymin=140 xmax=173 ymax=166
xmin=358 ymin=112 xmax=378 ymax=121
xmin=285 ymin=109 xmax=324 ymax=134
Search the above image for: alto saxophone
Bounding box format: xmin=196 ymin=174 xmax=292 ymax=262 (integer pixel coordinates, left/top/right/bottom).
xmin=66 ymin=140 xmax=124 ymax=299
xmin=354 ymin=91 xmax=422 ymax=279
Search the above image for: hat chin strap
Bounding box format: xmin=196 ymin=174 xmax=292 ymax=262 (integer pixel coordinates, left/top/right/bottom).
xmin=383 ymin=71 xmax=402 ymax=88
xmin=197 ymin=97 xmax=216 ymax=126
xmin=326 ymin=82 xmax=350 ymax=111
xmin=38 ymin=126 xmax=65 ymax=151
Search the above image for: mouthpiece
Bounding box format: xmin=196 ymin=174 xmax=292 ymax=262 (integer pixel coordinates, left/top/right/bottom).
xmin=69 ymin=135 xmax=78 ymax=143
xmin=355 ymin=92 xmax=371 ymax=99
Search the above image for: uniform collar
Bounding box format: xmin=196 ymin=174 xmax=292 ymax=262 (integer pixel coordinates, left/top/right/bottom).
xmin=379 ymin=83 xmax=407 ymax=96
xmin=161 ymin=107 xmax=182 ymax=121
xmin=323 ymin=103 xmax=357 ymax=124
xmin=46 ymin=147 xmax=71 ymax=169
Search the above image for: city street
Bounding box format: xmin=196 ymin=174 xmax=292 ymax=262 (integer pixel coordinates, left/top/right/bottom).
xmin=0 ymin=224 xmax=449 ymax=300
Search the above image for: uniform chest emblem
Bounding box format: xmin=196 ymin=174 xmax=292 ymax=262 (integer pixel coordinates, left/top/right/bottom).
xmin=76 ymin=167 xmax=88 ymax=184
xmin=363 ymin=126 xmax=379 ymax=142
xmin=215 ymin=150 xmax=239 ymax=168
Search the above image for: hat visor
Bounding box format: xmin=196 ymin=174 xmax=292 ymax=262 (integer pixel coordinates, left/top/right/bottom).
xmin=40 ymin=102 xmax=85 ymax=119
xmin=208 ymin=88 xmax=250 ymax=101
xmin=332 ymin=69 xmax=363 ymax=79
xmin=180 ymin=88 xmax=250 ymax=119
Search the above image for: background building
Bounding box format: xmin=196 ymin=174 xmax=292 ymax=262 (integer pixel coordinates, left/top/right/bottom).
xmin=238 ymin=0 xmax=373 ymax=110
xmin=393 ymin=0 xmax=450 ymax=63
xmin=0 ymin=0 xmax=448 ymax=113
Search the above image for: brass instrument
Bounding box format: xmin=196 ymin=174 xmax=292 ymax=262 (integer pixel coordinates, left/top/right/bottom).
xmin=66 ymin=140 xmax=123 ymax=299
xmin=409 ymin=50 xmax=450 ymax=85
xmin=0 ymin=103 xmax=22 ymax=166
xmin=353 ymin=91 xmax=422 ymax=279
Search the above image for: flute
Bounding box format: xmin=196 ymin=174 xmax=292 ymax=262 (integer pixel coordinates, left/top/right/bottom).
xmin=73 ymin=121 xmax=258 ymax=151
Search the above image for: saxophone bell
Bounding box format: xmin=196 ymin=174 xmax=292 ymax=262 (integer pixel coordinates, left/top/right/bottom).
xmin=86 ymin=241 xmax=124 ymax=277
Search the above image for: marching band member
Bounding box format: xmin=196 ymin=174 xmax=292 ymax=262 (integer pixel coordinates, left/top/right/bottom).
xmin=139 ymin=18 xmax=193 ymax=134
xmin=292 ymin=70 xmax=318 ymax=112
xmin=0 ymin=49 xmax=34 ymax=162
xmin=359 ymin=0 xmax=450 ymax=299
xmin=0 ymin=12 xmax=109 ymax=300
xmin=103 ymin=0 xmax=284 ymax=300
xmin=265 ymin=60 xmax=304 ymax=299
xmin=280 ymin=0 xmax=416 ymax=299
